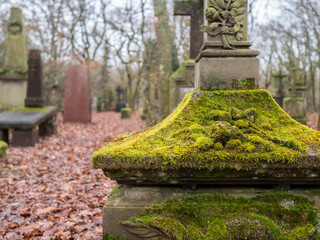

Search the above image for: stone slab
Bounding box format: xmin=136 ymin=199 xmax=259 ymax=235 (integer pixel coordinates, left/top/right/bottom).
xmin=12 ymin=128 xmax=38 ymax=147
xmin=0 ymin=106 xmax=57 ymax=130
xmin=195 ymin=57 xmax=259 ymax=89
xmin=0 ymin=79 xmax=27 ymax=110
xmin=63 ymin=65 xmax=91 ymax=123
xmin=103 ymin=185 xmax=320 ymax=239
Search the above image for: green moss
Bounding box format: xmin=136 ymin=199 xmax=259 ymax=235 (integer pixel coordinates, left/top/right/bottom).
xmin=0 ymin=141 xmax=7 ymax=158
xmin=7 ymin=107 xmax=47 ymax=113
xmin=102 ymin=233 xmax=132 ymax=240
xmin=126 ymin=192 xmax=319 ymax=240
xmin=92 ymin=90 xmax=320 ymax=172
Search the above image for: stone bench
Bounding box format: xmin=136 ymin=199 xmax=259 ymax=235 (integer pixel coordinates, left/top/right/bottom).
xmin=0 ymin=106 xmax=57 ymax=147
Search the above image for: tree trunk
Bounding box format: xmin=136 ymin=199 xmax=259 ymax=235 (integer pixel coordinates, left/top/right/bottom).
xmin=153 ymin=0 xmax=172 ymax=121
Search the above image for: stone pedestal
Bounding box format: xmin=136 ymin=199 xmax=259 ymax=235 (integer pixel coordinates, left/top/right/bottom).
xmin=0 ymin=79 xmax=27 ymax=110
xmin=12 ymin=128 xmax=39 ymax=147
xmin=195 ymin=57 xmax=259 ymax=90
xmin=284 ymin=97 xmax=306 ymax=124
xmin=103 ymin=185 xmax=320 ymax=239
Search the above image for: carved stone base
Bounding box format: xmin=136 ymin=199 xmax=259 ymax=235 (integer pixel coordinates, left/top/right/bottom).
xmin=195 ymin=57 xmax=259 ymax=90
xmin=103 ymin=185 xmax=320 ymax=239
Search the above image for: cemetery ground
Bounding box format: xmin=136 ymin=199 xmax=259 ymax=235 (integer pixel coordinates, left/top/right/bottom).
xmin=0 ymin=112 xmax=146 ymax=239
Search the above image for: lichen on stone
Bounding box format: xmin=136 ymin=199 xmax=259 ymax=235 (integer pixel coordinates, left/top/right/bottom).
xmin=92 ymin=90 xmax=320 ymax=172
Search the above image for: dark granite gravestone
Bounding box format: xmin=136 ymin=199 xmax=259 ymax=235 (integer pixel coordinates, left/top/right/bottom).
xmin=174 ymin=0 xmax=204 ymax=59
xmin=63 ymin=65 xmax=91 ymax=123
xmin=273 ymin=70 xmax=287 ymax=108
xmin=25 ymin=49 xmax=45 ymax=108
xmin=115 ymin=86 xmax=126 ymax=113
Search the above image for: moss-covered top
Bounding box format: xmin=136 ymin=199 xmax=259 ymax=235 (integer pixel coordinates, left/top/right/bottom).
xmin=92 ymin=90 xmax=320 ymax=172
xmin=6 ymin=107 xmax=47 ymax=113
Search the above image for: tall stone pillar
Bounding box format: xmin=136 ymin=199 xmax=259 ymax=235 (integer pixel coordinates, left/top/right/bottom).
xmin=195 ymin=0 xmax=259 ymax=89
xmin=0 ymin=8 xmax=28 ymax=110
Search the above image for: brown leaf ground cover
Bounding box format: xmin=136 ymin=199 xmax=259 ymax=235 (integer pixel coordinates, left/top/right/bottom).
xmin=0 ymin=112 xmax=146 ymax=240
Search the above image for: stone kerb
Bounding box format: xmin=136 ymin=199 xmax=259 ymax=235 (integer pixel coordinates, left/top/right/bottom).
xmin=63 ymin=65 xmax=91 ymax=123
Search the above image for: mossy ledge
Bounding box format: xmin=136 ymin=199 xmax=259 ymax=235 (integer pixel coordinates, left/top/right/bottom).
xmin=92 ymin=90 xmax=320 ymax=183
xmin=118 ymin=192 xmax=319 ymax=240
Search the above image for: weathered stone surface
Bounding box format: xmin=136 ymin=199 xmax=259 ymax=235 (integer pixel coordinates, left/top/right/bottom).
xmin=121 ymin=108 xmax=132 ymax=119
xmin=0 ymin=140 xmax=7 ymax=158
xmin=0 ymin=80 xmax=27 ymax=110
xmin=12 ymin=128 xmax=38 ymax=147
xmin=170 ymin=60 xmax=195 ymax=112
xmin=103 ymin=185 xmax=320 ymax=239
xmin=63 ymin=65 xmax=91 ymax=123
xmin=284 ymin=97 xmax=306 ymax=125
xmin=0 ymin=107 xmax=57 ymax=146
xmin=0 ymin=8 xmax=28 ymax=110
xmin=195 ymin=57 xmax=259 ymax=89
xmin=25 ymin=49 xmax=44 ymax=108
xmin=1 ymin=8 xmax=28 ymax=77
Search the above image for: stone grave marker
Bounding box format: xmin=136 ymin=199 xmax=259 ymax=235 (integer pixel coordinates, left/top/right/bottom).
xmin=272 ymin=70 xmax=286 ymax=108
xmin=0 ymin=8 xmax=28 ymax=110
xmin=25 ymin=49 xmax=45 ymax=108
xmin=93 ymin=0 xmax=320 ymax=238
xmin=284 ymin=67 xmax=307 ymax=124
xmin=63 ymin=65 xmax=91 ymax=123
xmin=174 ymin=0 xmax=204 ymax=59
xmin=170 ymin=0 xmax=204 ymax=112
xmin=115 ymin=86 xmax=126 ymax=112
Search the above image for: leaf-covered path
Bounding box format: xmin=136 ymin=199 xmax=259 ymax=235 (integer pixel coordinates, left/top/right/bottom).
xmin=0 ymin=112 xmax=146 ymax=240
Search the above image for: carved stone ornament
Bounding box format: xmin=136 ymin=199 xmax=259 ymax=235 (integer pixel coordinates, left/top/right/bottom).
xmin=8 ymin=22 xmax=23 ymax=35
xmin=201 ymin=0 xmax=247 ymax=49
xmin=121 ymin=221 xmax=169 ymax=239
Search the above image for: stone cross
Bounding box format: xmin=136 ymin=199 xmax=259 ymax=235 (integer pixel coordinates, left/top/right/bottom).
xmin=174 ymin=0 xmax=204 ymax=59
xmin=25 ymin=49 xmax=45 ymax=108
xmin=273 ymin=70 xmax=287 ymax=108
xmin=290 ymin=67 xmax=299 ymax=97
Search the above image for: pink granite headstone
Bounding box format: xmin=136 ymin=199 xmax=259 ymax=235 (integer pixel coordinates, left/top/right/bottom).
xmin=63 ymin=65 xmax=91 ymax=123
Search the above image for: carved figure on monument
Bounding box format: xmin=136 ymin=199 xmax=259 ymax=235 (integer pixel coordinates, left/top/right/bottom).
xmin=202 ymin=0 xmax=247 ymax=49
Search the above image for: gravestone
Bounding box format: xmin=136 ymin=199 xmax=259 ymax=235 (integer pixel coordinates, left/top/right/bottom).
xmin=174 ymin=0 xmax=204 ymax=59
xmin=284 ymin=67 xmax=306 ymax=124
xmin=121 ymin=108 xmax=132 ymax=119
xmin=93 ymin=1 xmax=320 ymax=239
xmin=25 ymin=49 xmax=45 ymax=108
xmin=115 ymin=86 xmax=126 ymax=112
xmin=63 ymin=65 xmax=91 ymax=123
xmin=170 ymin=0 xmax=204 ymax=112
xmin=0 ymin=8 xmax=28 ymax=110
xmin=272 ymin=70 xmax=286 ymax=108
xmin=169 ymin=60 xmax=195 ymax=112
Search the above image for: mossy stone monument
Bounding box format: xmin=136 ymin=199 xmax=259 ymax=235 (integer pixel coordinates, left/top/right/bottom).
xmin=93 ymin=1 xmax=320 ymax=239
xmin=0 ymin=140 xmax=7 ymax=158
xmin=0 ymin=8 xmax=28 ymax=111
